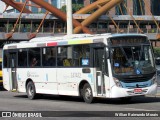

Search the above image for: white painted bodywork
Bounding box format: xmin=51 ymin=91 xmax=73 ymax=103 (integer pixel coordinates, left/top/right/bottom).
xmin=2 ymin=33 xmax=158 ymax=98
xmin=3 ymin=67 xmax=104 ymax=97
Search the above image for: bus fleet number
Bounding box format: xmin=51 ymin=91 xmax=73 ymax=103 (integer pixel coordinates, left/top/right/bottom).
xmin=71 ymin=73 xmax=81 ymax=78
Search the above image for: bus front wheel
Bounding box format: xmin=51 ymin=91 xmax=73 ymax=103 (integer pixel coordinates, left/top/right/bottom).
xmin=82 ymin=83 xmax=93 ymax=103
xmin=26 ymin=81 xmax=37 ymax=100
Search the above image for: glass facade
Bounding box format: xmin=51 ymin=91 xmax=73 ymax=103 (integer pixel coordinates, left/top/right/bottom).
xmin=115 ymin=0 xmax=127 ymax=15
xmin=51 ymin=0 xmax=58 ymax=7
xmin=151 ymin=0 xmax=160 ymax=15
xmin=10 ymin=0 xmax=160 ymax=15
xmin=72 ymin=0 xmax=84 ymax=4
xmin=133 ymin=0 xmax=145 ymax=15
xmin=14 ymin=0 xmax=59 ymax=13
xmin=31 ymin=2 xmax=38 ymax=13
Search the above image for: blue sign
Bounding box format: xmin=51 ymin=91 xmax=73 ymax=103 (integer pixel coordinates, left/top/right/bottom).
xmin=114 ymin=63 xmax=119 ymax=67
xmin=82 ymin=59 xmax=89 ymax=66
xmin=136 ymin=69 xmax=141 ymax=75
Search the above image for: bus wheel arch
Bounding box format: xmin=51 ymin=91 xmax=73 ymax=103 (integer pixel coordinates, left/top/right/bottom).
xmin=25 ymin=79 xmax=33 ymax=90
xmin=25 ymin=79 xmax=37 ymax=100
xmin=79 ymin=80 xmax=93 ymax=103
xmin=79 ymin=80 xmax=88 ymax=96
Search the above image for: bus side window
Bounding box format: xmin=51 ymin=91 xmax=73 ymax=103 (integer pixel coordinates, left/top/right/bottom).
xmin=28 ymin=48 xmax=41 ymax=67
xmin=42 ymin=47 xmax=56 ymax=67
xmin=57 ymin=46 xmax=72 ymax=67
xmin=31 ymin=57 xmax=38 ymax=67
xmin=73 ymin=45 xmax=90 ymax=67
xmin=18 ymin=49 xmax=27 ymax=67
xmin=3 ymin=51 xmax=8 ymax=68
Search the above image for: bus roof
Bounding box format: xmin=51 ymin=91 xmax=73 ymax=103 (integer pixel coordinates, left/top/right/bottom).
xmin=3 ymin=33 xmax=147 ymax=50
xmin=111 ymin=33 xmax=147 ymax=38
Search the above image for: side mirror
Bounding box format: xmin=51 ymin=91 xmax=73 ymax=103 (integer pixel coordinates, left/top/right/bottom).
xmin=106 ymin=47 xmax=109 ymax=59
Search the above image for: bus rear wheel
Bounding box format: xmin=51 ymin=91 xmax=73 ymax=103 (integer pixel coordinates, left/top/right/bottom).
xmin=26 ymin=81 xmax=37 ymax=100
xmin=82 ymin=83 xmax=93 ymax=103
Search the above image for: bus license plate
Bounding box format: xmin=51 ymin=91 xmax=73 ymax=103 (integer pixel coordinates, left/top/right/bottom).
xmin=134 ymin=88 xmax=142 ymax=93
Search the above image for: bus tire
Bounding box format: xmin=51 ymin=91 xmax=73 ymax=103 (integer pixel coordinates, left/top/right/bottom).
xmin=26 ymin=81 xmax=37 ymax=100
xmin=82 ymin=83 xmax=93 ymax=103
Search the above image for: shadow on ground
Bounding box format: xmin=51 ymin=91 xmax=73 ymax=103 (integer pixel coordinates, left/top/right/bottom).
xmin=14 ymin=93 xmax=160 ymax=105
xmin=0 ymin=86 xmax=6 ymax=91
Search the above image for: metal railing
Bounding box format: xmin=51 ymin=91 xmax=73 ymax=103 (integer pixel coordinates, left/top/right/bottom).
xmin=0 ymin=27 xmax=159 ymax=34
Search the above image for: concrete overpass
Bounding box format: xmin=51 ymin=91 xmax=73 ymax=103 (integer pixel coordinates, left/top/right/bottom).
xmin=0 ymin=13 xmax=159 ymax=41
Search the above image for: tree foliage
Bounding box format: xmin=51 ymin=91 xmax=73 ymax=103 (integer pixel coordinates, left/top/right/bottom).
xmin=61 ymin=4 xmax=84 ymax=13
xmin=154 ymin=47 xmax=160 ymax=58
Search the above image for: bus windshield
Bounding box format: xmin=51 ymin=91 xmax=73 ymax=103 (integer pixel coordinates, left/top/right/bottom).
xmin=111 ymin=45 xmax=155 ymax=76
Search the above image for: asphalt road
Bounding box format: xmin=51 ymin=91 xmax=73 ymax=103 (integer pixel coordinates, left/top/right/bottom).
xmin=0 ymin=87 xmax=160 ymax=120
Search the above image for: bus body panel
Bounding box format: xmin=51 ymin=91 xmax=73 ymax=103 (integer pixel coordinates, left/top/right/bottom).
xmin=6 ymin=67 xmax=111 ymax=97
xmin=5 ymin=67 xmax=99 ymax=97
xmin=57 ymin=68 xmax=94 ymax=96
xmin=17 ymin=68 xmax=57 ymax=94
xmin=3 ymin=69 xmax=12 ymax=90
xmin=110 ymin=83 xmax=157 ymax=98
xmin=103 ymin=75 xmax=110 ymax=97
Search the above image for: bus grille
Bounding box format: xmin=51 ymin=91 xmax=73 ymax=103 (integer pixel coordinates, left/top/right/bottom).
xmin=120 ymin=76 xmax=152 ymax=83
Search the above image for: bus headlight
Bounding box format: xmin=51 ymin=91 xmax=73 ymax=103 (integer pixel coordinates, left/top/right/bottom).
xmin=151 ymin=75 xmax=157 ymax=84
xmin=113 ymin=77 xmax=122 ymax=88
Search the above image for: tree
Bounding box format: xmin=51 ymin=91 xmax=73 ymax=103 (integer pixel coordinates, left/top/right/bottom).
xmin=60 ymin=4 xmax=84 ymax=13
xmin=154 ymin=47 xmax=160 ymax=58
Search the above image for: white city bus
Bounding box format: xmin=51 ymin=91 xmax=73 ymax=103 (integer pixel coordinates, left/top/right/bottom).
xmin=2 ymin=33 xmax=157 ymax=103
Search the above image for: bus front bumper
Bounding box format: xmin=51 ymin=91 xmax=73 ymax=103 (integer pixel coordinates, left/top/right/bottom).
xmin=110 ymin=83 xmax=158 ymax=98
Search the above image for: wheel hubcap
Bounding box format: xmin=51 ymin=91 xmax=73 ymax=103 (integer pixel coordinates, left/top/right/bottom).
xmin=28 ymin=86 xmax=34 ymax=96
xmin=85 ymin=88 xmax=91 ymax=100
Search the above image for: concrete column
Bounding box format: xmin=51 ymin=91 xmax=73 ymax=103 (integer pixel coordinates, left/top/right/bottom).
xmin=53 ymin=20 xmax=55 ymax=33
xmin=127 ymin=20 xmax=130 ymax=33
xmin=42 ymin=23 xmax=44 ymax=33
xmin=6 ymin=20 xmax=9 ymax=33
xmin=30 ymin=20 xmax=33 ymax=32
xmin=117 ymin=22 xmax=120 ymax=33
xmin=67 ymin=0 xmax=73 ymax=35
xmin=18 ymin=20 xmax=21 ymax=32
xmin=127 ymin=0 xmax=133 ymax=14
xmin=145 ymin=0 xmax=151 ymax=15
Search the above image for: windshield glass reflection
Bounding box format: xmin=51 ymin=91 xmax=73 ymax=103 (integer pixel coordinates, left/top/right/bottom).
xmin=111 ymin=45 xmax=155 ymax=75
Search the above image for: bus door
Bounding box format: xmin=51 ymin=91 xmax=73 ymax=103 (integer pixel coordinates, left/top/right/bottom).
xmin=94 ymin=48 xmax=106 ymax=96
xmin=9 ymin=52 xmax=18 ymax=91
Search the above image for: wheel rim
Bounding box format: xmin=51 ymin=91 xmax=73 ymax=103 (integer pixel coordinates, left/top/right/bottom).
xmin=85 ymin=88 xmax=92 ymax=100
xmin=28 ymin=85 xmax=34 ymax=96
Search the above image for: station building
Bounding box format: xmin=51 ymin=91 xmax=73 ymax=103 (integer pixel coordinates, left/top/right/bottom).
xmin=0 ymin=0 xmax=160 ymax=47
